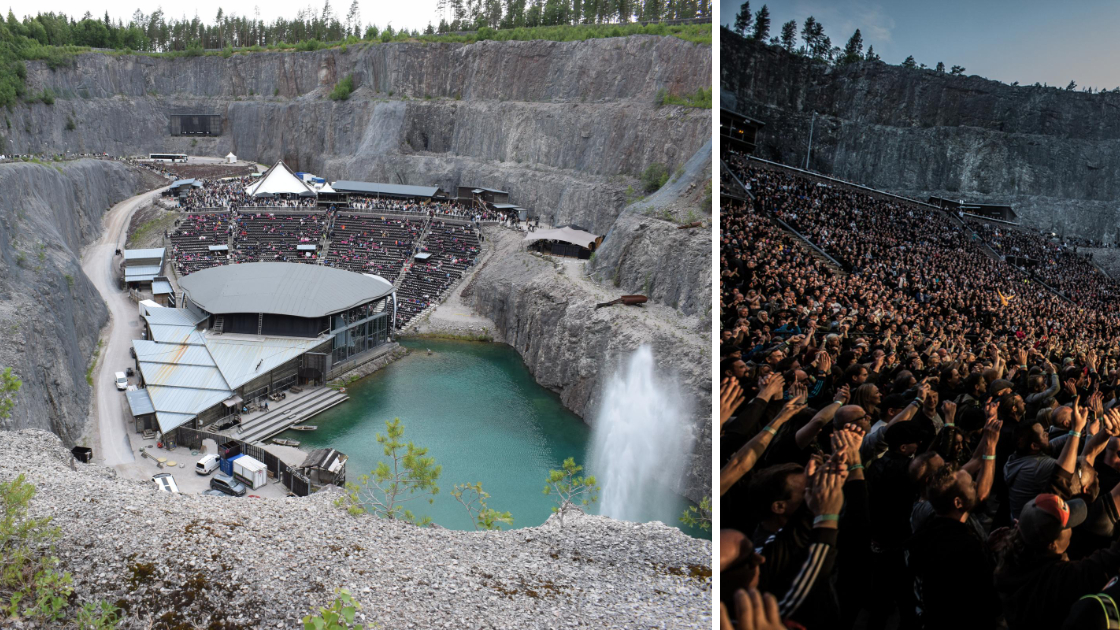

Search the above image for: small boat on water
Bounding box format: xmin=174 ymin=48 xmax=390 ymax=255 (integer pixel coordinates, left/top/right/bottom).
xmin=272 ymin=438 xmax=301 ymax=447
xmin=291 ymin=425 xmax=318 ymax=431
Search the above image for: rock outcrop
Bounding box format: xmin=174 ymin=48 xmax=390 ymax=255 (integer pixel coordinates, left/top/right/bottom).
xmin=589 ymin=140 xmax=712 ymax=318
xmin=0 ymin=160 xmax=147 ymax=445
xmin=7 ymin=36 xmax=711 ymax=233
xmin=0 ymin=429 xmax=711 ymax=628
xmin=466 ymin=223 xmax=712 ymax=503
xmin=721 ymin=30 xmax=1120 ymax=238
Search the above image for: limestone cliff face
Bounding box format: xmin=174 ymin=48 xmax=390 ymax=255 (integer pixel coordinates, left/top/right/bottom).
xmin=465 ymin=226 xmax=712 ymax=503
xmin=6 ymin=36 xmax=711 ymax=234
xmin=721 ymin=31 xmax=1120 ymax=238
xmin=0 ymin=160 xmax=145 ymax=444
xmin=589 ymin=141 xmax=712 ymax=318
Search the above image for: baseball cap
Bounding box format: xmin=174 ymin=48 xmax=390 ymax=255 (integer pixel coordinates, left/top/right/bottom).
xmin=1018 ymin=494 xmax=1087 ymax=547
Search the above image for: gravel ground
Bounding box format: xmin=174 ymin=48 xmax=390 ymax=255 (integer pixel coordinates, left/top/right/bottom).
xmin=2 ymin=429 xmax=711 ymax=629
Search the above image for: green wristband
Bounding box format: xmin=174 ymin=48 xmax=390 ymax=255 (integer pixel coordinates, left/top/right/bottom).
xmin=813 ymin=514 xmax=840 ymax=525
xmin=1071 ymin=431 xmax=1082 ymax=438
xmin=848 ymin=463 xmax=864 ymax=471
xmin=982 ymin=455 xmax=995 ymax=461
xmin=762 ymin=426 xmax=778 ymax=436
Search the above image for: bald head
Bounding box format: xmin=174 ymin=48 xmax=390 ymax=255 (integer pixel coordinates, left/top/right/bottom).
xmin=1051 ymin=406 xmax=1073 ymax=430
xmin=834 ymin=404 xmax=870 ymax=433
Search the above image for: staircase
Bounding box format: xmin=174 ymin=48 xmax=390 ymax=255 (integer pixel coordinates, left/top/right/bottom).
xmin=235 ymin=387 xmax=350 ymax=444
xmin=393 ymin=216 xmax=434 ymax=289
xmin=213 ymin=316 xmax=224 ymax=334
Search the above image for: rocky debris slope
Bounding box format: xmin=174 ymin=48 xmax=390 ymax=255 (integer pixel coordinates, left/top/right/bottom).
xmin=0 ymin=429 xmax=712 ymax=629
xmin=465 ymin=227 xmax=712 ymax=503
xmin=0 ymin=160 xmax=148 ymax=445
xmin=7 ymin=36 xmax=710 ymax=233
xmin=721 ymin=32 xmax=1120 ymax=240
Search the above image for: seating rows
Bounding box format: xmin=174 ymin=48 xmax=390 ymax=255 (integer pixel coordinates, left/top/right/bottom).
xmin=395 ymin=221 xmax=481 ymax=328
xmin=169 ymin=212 xmax=232 ymax=276
xmin=231 ymin=212 xmax=326 ymax=264
xmin=322 ymin=214 xmax=424 ymax=282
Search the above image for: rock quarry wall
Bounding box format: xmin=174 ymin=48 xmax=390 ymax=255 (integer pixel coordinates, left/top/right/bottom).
xmin=721 ymin=30 xmax=1120 ymax=240
xmin=464 ymin=136 xmax=713 ymax=502
xmin=0 ymin=36 xmax=712 ymax=501
xmin=0 ymin=160 xmax=146 ymax=444
xmin=6 ymin=35 xmax=711 ymax=234
xmin=589 ymin=140 xmax=713 ymax=318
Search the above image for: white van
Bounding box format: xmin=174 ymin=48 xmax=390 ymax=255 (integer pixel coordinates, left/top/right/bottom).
xmin=114 ymin=372 xmax=128 ymax=390
xmin=195 ymin=454 xmax=220 ymax=476
xmin=152 ymin=473 xmax=179 ymax=493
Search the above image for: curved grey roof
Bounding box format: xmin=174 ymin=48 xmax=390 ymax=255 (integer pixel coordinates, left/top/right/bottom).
xmin=179 ymin=262 xmax=392 ymax=318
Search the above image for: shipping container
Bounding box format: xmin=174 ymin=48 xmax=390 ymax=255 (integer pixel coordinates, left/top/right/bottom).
xmin=232 ymin=455 xmax=267 ymax=490
xmin=219 ymin=453 xmax=243 ymax=477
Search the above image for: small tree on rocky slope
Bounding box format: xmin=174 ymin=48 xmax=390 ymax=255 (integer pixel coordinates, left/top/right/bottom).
xmin=0 ymin=367 xmax=20 ymax=421
xmin=543 ymin=458 xmax=598 ymax=526
xmin=680 ymin=496 xmax=711 ymax=532
xmin=1 ymin=474 xmax=72 ymax=623
xmin=451 ymin=482 xmax=513 ymax=531
xmin=336 ymin=418 xmax=441 ymax=526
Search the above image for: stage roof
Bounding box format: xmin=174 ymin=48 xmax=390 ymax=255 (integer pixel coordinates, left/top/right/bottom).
xmin=179 ymin=262 xmax=392 ymax=318
xmin=331 ymin=181 xmax=440 ymax=198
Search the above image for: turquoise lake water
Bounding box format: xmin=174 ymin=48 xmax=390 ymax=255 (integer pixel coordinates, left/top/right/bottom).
xmin=276 ymin=338 xmax=707 ymax=537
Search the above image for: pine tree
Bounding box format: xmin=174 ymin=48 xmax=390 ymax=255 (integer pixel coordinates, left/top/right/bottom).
xmin=779 ymin=20 xmax=796 ymax=52
xmin=865 ymin=44 xmax=879 ymax=62
xmin=902 ymin=55 xmax=917 ymax=69
xmin=840 ymin=29 xmax=862 ymax=64
xmin=800 ymin=15 xmax=816 ymax=54
xmin=733 ymin=1 xmax=751 ymax=37
xmin=935 ymin=61 xmax=945 ymax=72
xmin=1067 ymin=80 xmax=1077 ymax=90
xmin=751 ymin=5 xmax=770 ymax=41
xmin=950 ymin=65 xmax=966 ymax=76
xmin=345 ymin=0 xmax=360 ymax=36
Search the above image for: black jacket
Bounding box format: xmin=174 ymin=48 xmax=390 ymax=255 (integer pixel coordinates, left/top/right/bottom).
xmin=908 ymin=516 xmax=1001 ymax=630
xmin=757 ymin=509 xmax=841 ymax=629
xmin=994 ymin=537 xmax=1120 ymax=629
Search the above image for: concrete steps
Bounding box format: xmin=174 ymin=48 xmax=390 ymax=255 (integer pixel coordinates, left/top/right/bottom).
xmin=235 ymin=387 xmax=349 ymax=444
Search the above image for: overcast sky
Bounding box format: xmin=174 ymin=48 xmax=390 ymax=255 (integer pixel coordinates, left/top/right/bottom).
xmin=720 ymin=0 xmax=1120 ymax=89
xmin=13 ymin=0 xmax=445 ymax=33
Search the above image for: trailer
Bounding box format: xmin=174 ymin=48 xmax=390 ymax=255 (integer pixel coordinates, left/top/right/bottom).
xmin=232 ymin=455 xmax=267 ymax=490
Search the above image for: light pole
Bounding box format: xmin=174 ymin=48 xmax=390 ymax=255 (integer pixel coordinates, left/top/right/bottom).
xmin=804 ymin=111 xmax=816 ymax=170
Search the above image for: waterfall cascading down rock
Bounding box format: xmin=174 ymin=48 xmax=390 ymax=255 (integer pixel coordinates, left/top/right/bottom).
xmin=590 ymin=345 xmax=694 ymax=523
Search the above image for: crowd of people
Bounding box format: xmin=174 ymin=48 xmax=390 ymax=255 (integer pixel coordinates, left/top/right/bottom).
xmin=178 ymin=176 xmax=318 ymax=210
xmin=720 ymin=156 xmax=1120 ymax=630
xmin=175 ymin=179 xmax=512 ymax=221
xmin=322 ymin=214 xmax=423 ymax=282
xmin=341 ymin=196 xmax=503 ymax=221
xmin=966 ymin=218 xmax=1120 ymax=310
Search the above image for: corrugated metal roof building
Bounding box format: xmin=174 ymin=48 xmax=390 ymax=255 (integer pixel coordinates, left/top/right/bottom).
xmin=332 ymin=181 xmax=443 ymax=199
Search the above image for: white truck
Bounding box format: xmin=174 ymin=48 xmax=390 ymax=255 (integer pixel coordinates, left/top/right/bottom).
xmin=231 ymin=454 xmax=267 ymax=490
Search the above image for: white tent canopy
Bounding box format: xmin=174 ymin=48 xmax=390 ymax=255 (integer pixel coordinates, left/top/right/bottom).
xmin=245 ymin=160 xmax=317 ymax=198
xmin=226 ymin=152 xmax=237 ymax=164
xmin=523 ymin=227 xmax=598 ymax=249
